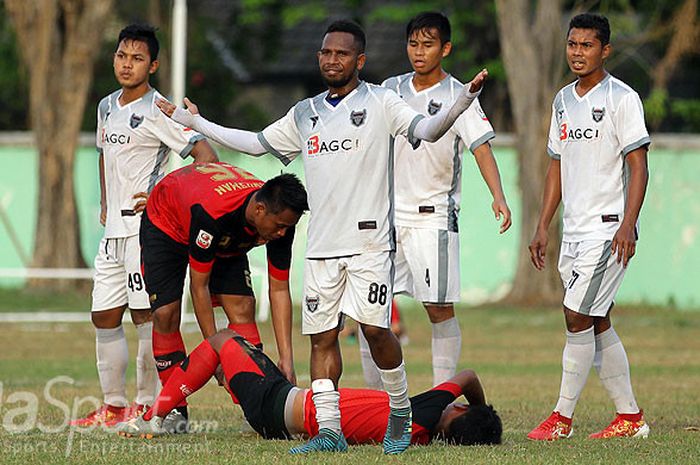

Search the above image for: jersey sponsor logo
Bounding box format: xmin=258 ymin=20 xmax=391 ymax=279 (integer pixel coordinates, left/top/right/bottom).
xmin=130 ymin=113 xmax=144 ymax=129
xmin=350 ymin=109 xmax=367 ymax=127
xmin=179 ymin=383 xmax=193 ymax=396
xmin=592 ymin=107 xmax=606 ymax=122
xmin=196 ymin=230 xmax=214 ymax=249
xmin=310 ymin=115 xmax=319 ymax=129
xmin=101 ymin=130 xmax=131 ymax=145
xmin=559 ymin=123 xmax=600 ymax=141
xmin=305 ymin=295 xmax=319 ymax=313
xmin=427 ymin=99 xmax=442 ymax=116
xmin=306 ymin=134 xmax=361 ymax=156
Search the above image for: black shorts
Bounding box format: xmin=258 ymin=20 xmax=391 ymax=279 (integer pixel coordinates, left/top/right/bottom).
xmin=209 ymin=255 xmax=254 ymax=297
xmin=141 ymin=211 xmax=255 ymax=311
xmin=221 ymin=335 xmax=293 ymax=439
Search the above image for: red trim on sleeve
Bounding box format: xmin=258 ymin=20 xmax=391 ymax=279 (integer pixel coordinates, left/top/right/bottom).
xmin=267 ymin=258 xmax=290 ymax=281
xmin=432 ymin=381 xmax=463 ymax=398
xmin=189 ymin=256 xmax=214 ymax=274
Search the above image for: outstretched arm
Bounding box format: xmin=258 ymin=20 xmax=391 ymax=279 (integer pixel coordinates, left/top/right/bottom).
xmin=156 ymin=97 xmax=267 ymax=156
xmin=412 ymin=69 xmax=488 ymax=143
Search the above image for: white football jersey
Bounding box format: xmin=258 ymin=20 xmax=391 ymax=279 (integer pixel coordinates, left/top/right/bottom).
xmin=96 ymin=88 xmax=204 ymax=238
xmin=383 ymin=73 xmax=495 ymax=231
xmin=258 ymin=81 xmax=423 ymax=258
xmin=547 ymin=74 xmax=650 ymax=242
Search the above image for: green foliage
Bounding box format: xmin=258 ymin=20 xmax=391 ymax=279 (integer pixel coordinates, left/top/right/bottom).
xmin=644 ymin=88 xmax=669 ymax=129
xmin=0 ymin=3 xmax=29 ymax=130
xmin=670 ymin=99 xmax=700 ymax=132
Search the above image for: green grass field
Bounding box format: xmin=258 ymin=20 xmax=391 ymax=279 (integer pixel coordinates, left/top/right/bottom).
xmin=1 ymin=301 xmax=698 ymax=464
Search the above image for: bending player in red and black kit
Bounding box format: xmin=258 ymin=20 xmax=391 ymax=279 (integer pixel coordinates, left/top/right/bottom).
xmin=117 ymin=327 xmax=502 ymax=447
xmin=141 ymin=162 xmax=308 ymax=432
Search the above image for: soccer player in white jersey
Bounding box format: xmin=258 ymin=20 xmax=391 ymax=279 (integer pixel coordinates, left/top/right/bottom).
xmin=156 ymin=20 xmax=486 ymax=454
xmin=527 ymin=13 xmax=650 ymax=441
xmin=72 ymin=24 xmax=218 ymax=427
xmin=351 ymin=12 xmax=511 ymax=390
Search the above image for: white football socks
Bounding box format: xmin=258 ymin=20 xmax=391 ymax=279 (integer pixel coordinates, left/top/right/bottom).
xmin=431 ymin=317 xmax=462 ymax=385
xmin=593 ymin=327 xmax=640 ymax=414
xmin=135 ymin=321 xmax=158 ymax=406
xmin=554 ymin=326 xmax=595 ymax=418
xmin=95 ymin=326 xmax=129 ymax=407
xmin=378 ymin=361 xmax=411 ymax=411
xmin=357 ymin=330 xmax=382 ymax=389
xmin=311 ymin=379 xmax=341 ymax=433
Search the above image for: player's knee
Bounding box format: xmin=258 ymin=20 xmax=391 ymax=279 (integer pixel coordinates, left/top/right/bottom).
xmin=563 ymin=307 xmax=593 ymax=332
xmin=207 ymin=329 xmax=235 ymax=353
xmin=360 ymin=324 xmax=391 ymax=346
xmin=129 ymin=308 xmax=152 ymax=325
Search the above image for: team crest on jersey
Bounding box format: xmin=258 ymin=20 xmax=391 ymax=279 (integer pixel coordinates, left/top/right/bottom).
xmin=196 ymin=229 xmax=213 ymax=249
xmin=310 ymin=115 xmax=319 ymax=129
xmin=305 ymin=295 xmax=319 ymax=313
xmin=130 ymin=113 xmax=144 ymax=129
xmin=591 ymin=107 xmax=606 ymax=123
xmin=350 ymin=109 xmax=366 ymax=127
xmin=427 ymin=99 xmax=442 ymax=116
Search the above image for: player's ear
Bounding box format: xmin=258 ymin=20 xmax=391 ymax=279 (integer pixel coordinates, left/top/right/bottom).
xmin=442 ymin=41 xmax=452 ymax=58
xmin=356 ymin=53 xmax=366 ymax=71
xmin=149 ymin=59 xmax=160 ymax=75
xmin=601 ymin=43 xmax=612 ymax=61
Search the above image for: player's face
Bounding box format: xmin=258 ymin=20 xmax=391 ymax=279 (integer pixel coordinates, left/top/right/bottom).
xmin=434 ymin=402 xmax=470 ymax=436
xmin=566 ymin=28 xmax=610 ymax=79
xmin=406 ymin=28 xmax=451 ymax=76
xmin=252 ymin=207 xmax=300 ymax=244
xmin=114 ymin=39 xmax=158 ymax=89
xmin=318 ymin=32 xmax=365 ymax=89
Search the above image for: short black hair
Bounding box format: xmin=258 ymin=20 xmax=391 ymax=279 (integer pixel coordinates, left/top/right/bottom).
xmin=325 ymin=20 xmax=366 ymax=54
xmin=444 ymin=405 xmax=502 ymax=446
xmin=568 ymin=13 xmax=611 ymax=46
xmin=406 ymin=12 xmax=451 ymax=45
xmin=256 ymin=173 xmax=309 ymax=216
xmin=117 ymin=24 xmax=159 ymax=61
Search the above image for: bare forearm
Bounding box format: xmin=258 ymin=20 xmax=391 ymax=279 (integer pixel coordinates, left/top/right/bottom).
xmin=190 ymin=139 xmax=219 ymax=163
xmin=190 ymin=284 xmax=216 ymax=338
xmin=622 ymin=151 xmax=649 ymax=228
xmin=536 ymin=159 xmax=562 ymax=231
xmin=269 ymin=282 xmax=294 ymax=362
xmin=99 ymin=153 xmax=106 ymax=207
xmin=474 ymin=146 xmax=506 ymax=201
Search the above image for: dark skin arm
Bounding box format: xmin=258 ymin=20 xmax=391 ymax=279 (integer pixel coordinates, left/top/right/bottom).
xmin=131 ymin=139 xmax=219 ymax=213
xmin=612 ymin=147 xmax=648 ymax=267
xmin=189 ymin=267 xmax=217 ymax=339
xmin=449 ymin=369 xmax=486 ymax=406
xmin=268 ymin=275 xmax=296 ymax=384
xmin=529 ymin=158 xmax=562 ymax=270
xmin=98 ymin=153 xmax=107 ymax=226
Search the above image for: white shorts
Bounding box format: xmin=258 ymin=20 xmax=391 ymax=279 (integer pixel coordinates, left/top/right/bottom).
xmin=558 ymin=240 xmax=626 ymax=317
xmin=91 ymin=235 xmax=150 ymax=312
xmin=302 ymin=251 xmax=393 ymax=335
xmin=393 ymin=226 xmax=460 ymax=304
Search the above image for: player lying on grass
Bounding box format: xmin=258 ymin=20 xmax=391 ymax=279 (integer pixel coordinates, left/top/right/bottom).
xmin=116 ymin=328 xmax=502 ymax=447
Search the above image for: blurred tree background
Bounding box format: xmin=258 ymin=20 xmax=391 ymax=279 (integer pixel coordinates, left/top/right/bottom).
xmin=1 ymin=0 xmax=697 ymax=133
xmin=1 ymin=0 xmax=697 ymax=299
